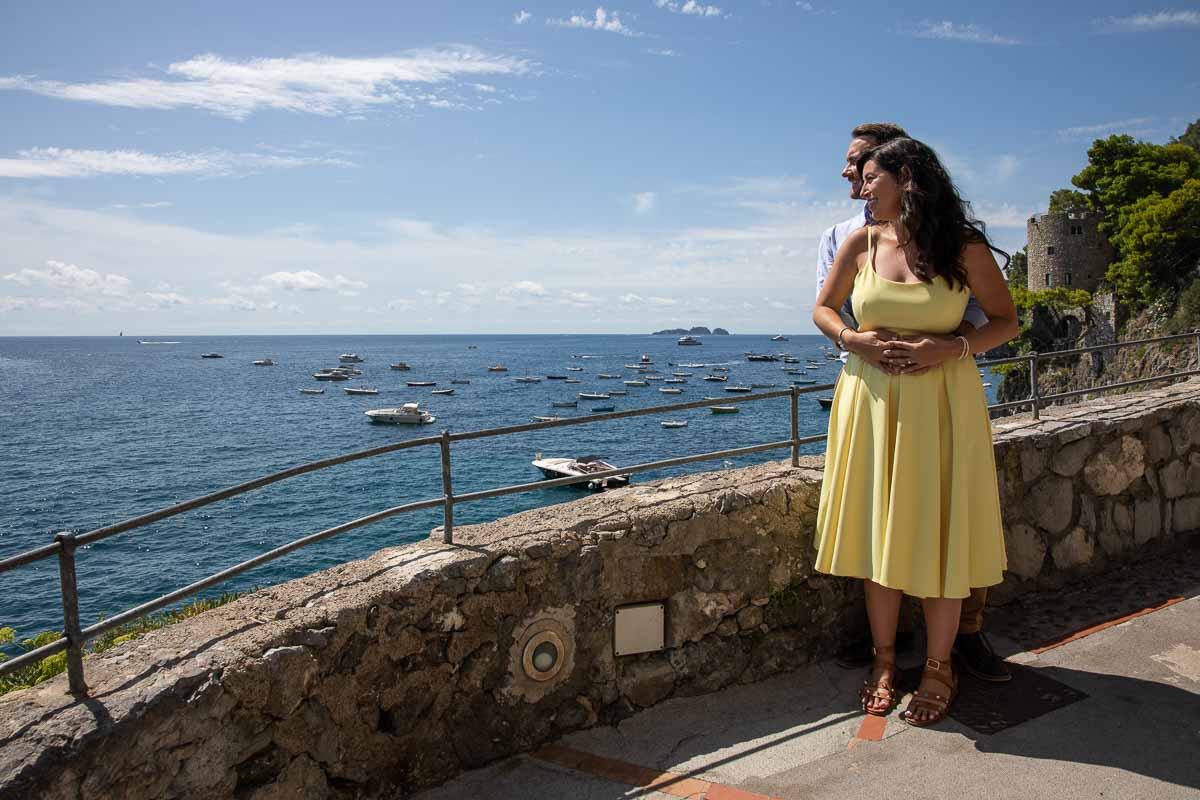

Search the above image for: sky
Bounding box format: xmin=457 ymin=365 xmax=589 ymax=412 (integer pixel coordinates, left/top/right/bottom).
xmin=1 ymin=1 xmax=1197 ymax=335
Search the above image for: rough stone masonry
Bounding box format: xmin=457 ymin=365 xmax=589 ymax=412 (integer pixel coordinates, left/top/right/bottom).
xmin=1 ymin=378 xmax=1198 ymax=799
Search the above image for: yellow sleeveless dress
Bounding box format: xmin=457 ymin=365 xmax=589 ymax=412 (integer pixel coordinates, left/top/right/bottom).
xmin=813 ymin=227 xmax=1007 ymax=599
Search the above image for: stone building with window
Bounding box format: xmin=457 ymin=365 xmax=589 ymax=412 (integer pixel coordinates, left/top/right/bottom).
xmin=1026 ymin=207 xmax=1113 ymax=292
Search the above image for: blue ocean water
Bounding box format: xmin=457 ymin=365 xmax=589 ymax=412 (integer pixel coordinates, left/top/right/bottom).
xmin=0 ymin=334 xmax=1000 ymax=642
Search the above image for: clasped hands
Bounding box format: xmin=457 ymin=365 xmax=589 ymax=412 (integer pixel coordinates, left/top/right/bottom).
xmin=844 ymin=327 xmax=964 ymax=376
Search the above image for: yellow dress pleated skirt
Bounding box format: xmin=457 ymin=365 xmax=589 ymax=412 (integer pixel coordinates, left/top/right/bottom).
xmin=813 ymin=229 xmax=1007 ymax=599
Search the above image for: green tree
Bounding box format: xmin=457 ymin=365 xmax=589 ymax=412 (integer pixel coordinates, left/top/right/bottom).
xmin=1006 ymin=248 xmax=1028 ymax=289
xmin=1170 ymin=118 xmax=1200 ymax=152
xmin=1107 ymin=178 xmax=1200 ymax=305
xmin=1047 ymin=189 xmax=1089 ymax=214
xmin=1072 ymin=135 xmax=1200 ymax=238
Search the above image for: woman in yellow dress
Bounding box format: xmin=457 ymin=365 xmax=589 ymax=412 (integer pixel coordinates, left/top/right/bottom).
xmin=812 ymin=137 xmax=1018 ymax=726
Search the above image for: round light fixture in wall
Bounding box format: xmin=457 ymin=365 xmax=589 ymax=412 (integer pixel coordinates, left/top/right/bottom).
xmin=522 ymin=630 xmax=565 ymax=682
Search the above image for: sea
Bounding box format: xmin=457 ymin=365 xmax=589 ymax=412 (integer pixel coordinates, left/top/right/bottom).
xmin=0 ymin=334 xmax=1000 ymax=644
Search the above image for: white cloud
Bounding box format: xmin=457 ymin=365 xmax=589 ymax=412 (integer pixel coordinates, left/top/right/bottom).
xmin=0 ymin=47 xmax=532 ymax=120
xmin=4 ymin=259 xmax=131 ymax=296
xmin=208 ymin=294 xmax=301 ymax=313
xmin=111 ymin=201 xmax=174 ymax=209
xmin=0 ymin=147 xmax=353 ymax=179
xmin=143 ymin=291 xmax=190 ymax=306
xmin=992 ymin=154 xmax=1021 ymax=182
xmin=506 ymin=280 xmax=549 ymax=297
xmin=260 ymin=270 xmax=368 ymax=295
xmin=656 ymin=0 xmax=723 ymax=17
xmin=1056 ymin=117 xmax=1154 ymax=141
xmin=514 ymin=10 xmax=532 ymax=24
xmin=633 ymin=191 xmax=657 ymax=214
xmin=1097 ymin=10 xmax=1200 ymax=31
xmin=646 ymin=48 xmax=680 ymax=57
xmin=549 ymin=7 xmax=643 ymax=36
xmin=903 ymin=20 xmax=1020 ymax=45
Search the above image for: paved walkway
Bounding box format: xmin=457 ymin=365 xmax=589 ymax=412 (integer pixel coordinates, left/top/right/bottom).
xmin=416 ymin=551 xmax=1200 ymax=799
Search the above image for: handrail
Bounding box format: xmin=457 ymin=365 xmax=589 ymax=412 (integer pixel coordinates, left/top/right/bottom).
xmin=2 ymin=328 xmax=1197 ymax=695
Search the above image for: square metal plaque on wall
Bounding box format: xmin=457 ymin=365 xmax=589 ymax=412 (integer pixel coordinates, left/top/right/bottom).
xmin=614 ymin=602 xmax=665 ymax=656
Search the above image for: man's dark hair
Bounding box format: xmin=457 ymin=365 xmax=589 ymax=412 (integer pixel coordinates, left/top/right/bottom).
xmin=851 ymin=122 xmax=909 ymax=145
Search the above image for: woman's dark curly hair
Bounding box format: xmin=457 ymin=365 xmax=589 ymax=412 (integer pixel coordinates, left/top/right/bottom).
xmin=856 ymin=137 xmax=1009 ymax=290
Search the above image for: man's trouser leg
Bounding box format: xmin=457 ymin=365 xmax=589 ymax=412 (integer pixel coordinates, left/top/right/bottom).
xmin=958 ymin=587 xmax=987 ymax=635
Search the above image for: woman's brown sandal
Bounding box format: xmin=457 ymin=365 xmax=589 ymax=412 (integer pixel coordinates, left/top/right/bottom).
xmin=859 ymin=644 xmax=897 ymax=716
xmin=902 ymin=657 xmax=957 ymax=727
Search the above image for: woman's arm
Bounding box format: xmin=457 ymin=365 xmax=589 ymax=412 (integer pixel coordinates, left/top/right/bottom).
xmin=959 ymin=241 xmax=1019 ymax=355
xmin=813 ymin=227 xmax=899 ymax=372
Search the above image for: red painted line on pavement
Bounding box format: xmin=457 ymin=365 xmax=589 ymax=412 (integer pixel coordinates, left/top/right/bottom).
xmin=851 ymin=713 xmax=888 ymax=744
xmin=1030 ymin=596 xmax=1188 ymax=654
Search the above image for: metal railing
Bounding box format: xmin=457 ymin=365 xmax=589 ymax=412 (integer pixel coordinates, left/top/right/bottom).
xmin=2 ymin=328 xmax=1197 ymax=696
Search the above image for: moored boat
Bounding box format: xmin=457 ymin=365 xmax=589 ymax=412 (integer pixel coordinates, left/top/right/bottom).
xmin=710 ymin=406 xmax=739 ymax=414
xmin=390 ymin=362 xmax=412 ymax=371
xmin=407 ymin=381 xmax=436 ymax=387
xmin=531 ymin=455 xmax=630 ymax=490
xmin=299 ymin=388 xmax=324 ymax=395
xmin=201 ymin=353 xmax=223 ymax=359
xmin=661 ymin=420 xmax=688 ymax=428
xmin=432 ymin=388 xmax=455 ymax=395
xmin=578 ymin=392 xmax=610 ymax=400
xmin=253 ymin=359 xmax=275 ymax=366
xmin=677 ymin=336 xmax=702 ymax=346
xmin=344 ymin=387 xmax=379 ymax=395
xmin=365 ymin=403 xmax=436 ymax=424
xmin=725 ymin=385 xmax=753 ymax=392
xmin=339 ymin=353 xmax=365 ymax=363
xmin=488 ymin=365 xmax=509 ymax=372
xmin=659 ymin=387 xmax=683 ymax=394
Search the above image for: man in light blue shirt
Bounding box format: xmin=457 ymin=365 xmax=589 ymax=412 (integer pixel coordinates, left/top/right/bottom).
xmin=816 ymin=122 xmax=1010 ymax=683
xmin=815 ymin=124 xmax=988 ymax=363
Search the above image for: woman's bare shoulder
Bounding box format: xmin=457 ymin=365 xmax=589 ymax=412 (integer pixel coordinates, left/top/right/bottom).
xmin=841 ymin=225 xmax=871 ymax=253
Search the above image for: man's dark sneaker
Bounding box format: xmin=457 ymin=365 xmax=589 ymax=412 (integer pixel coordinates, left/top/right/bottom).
xmin=952 ymin=631 xmax=1011 ymax=682
xmin=835 ymin=630 xmax=915 ymax=669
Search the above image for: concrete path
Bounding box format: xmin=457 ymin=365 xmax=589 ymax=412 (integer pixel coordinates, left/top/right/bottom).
xmin=416 ymin=555 xmax=1200 ymax=800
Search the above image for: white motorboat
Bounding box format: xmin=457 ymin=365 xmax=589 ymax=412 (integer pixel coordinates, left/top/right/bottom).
xmin=659 ymin=387 xmax=683 ymax=394
xmin=661 ymin=420 xmax=688 ymax=428
xmin=339 ymin=353 xmax=365 ymax=363
xmin=746 ymin=354 xmax=778 ymax=362
xmin=344 ymin=387 xmax=379 ymax=395
xmin=314 ymin=370 xmax=350 ymax=381
xmin=138 ymin=340 xmax=180 ymax=345
xmin=578 ymin=392 xmax=610 ymax=400
xmin=712 ymin=366 xmax=730 ymax=372
xmin=299 ymin=388 xmax=324 ymax=395
xmin=679 ymin=363 xmax=705 ymax=368
xmin=531 ymin=455 xmax=630 ymax=490
xmin=566 ymin=367 xmax=584 ymax=372
xmin=639 ymin=354 xmax=652 ymax=364
xmin=390 ymin=362 xmax=412 ymax=371
xmin=365 ymin=403 xmax=436 ymax=424
xmin=514 ymin=376 xmax=543 ymax=383
xmin=677 ymin=336 xmax=702 ymax=346
xmin=432 ymin=388 xmax=455 ymax=395
xmin=982 ymin=382 xmax=993 ymax=388
xmin=565 ymin=379 xmax=582 ymax=384
xmin=644 ymin=375 xmax=665 ymax=381
xmin=532 ymin=415 xmax=563 ymax=422
xmin=664 ymin=378 xmax=687 ymax=384
xmin=624 ymin=380 xmax=648 ymax=387
xmin=771 ymin=335 xmax=789 ymax=342
xmin=672 ymin=371 xmax=693 ymax=377
xmin=253 ymin=359 xmax=275 ymax=366
xmin=725 ymin=385 xmax=753 ymax=393
xmin=703 ymin=375 xmax=728 ymax=382
xmin=488 ymin=365 xmax=509 ymax=372
xmin=407 ymin=381 xmax=436 ymax=387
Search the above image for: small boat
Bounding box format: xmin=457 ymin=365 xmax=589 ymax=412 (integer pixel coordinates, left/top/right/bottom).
xmin=664 ymin=378 xmax=687 ymax=384
xmin=565 ymin=379 xmax=582 ymax=384
xmin=532 ymin=455 xmax=630 ymax=490
xmin=624 ymin=380 xmax=648 ymax=387
xmin=591 ymin=405 xmax=615 ymax=412
xmin=566 ymin=367 xmax=584 ymax=372
xmin=514 ymin=376 xmax=542 ymax=383
xmin=703 ymin=375 xmax=728 ymax=382
xmin=746 ymin=354 xmax=778 ymax=362
xmin=552 ymin=401 xmax=578 ymax=408
xmin=982 ymin=382 xmax=993 ymax=388
xmin=725 ymin=386 xmax=753 ymax=392
xmin=344 ymin=387 xmax=379 ymax=395
xmin=609 ymin=390 xmax=629 ymax=396
xmin=793 ymin=379 xmax=817 ymax=385
xmin=679 ymin=363 xmax=705 ymax=368
xmin=390 ymin=362 xmax=412 ymax=371
xmin=253 ymin=359 xmax=275 ymax=366
xmin=712 ymin=366 xmax=730 ymax=372
xmin=710 ymin=406 xmax=739 ymax=414
xmin=639 ymin=354 xmax=652 ymax=364
xmin=597 ymin=373 xmax=620 ymax=379
xmin=578 ymin=392 xmax=610 ymax=400
xmin=750 ymin=383 xmax=775 ymax=389
xmin=314 ymin=371 xmax=350 ymax=381
xmin=201 ymin=353 xmax=223 ymax=359
xmin=546 ymin=375 xmax=568 ymax=380
xmin=488 ymin=365 xmax=509 ymax=372
xmin=677 ymin=336 xmax=702 ymax=346
xmin=672 ymin=371 xmax=693 ymax=377
xmin=432 ymin=388 xmax=455 ymax=395
xmin=785 ymin=369 xmax=807 ymax=375
xmin=661 ymin=420 xmax=689 ymax=428
xmin=644 ymin=375 xmax=665 ymax=381
xmin=407 ymin=381 xmax=436 ymax=387
xmin=450 ymin=379 xmax=471 ymax=385
xmin=532 ymin=415 xmax=563 ymax=422
xmin=817 ymin=397 xmax=833 ymax=409
xmin=299 ymin=388 xmax=324 ymax=395
xmin=659 ymin=387 xmax=683 ymax=394
xmin=339 ymin=353 xmax=365 ymax=363
xmin=623 ymin=364 xmax=647 ymax=370
xmin=365 ymin=403 xmax=436 ymax=424
xmin=782 ymin=356 xmax=800 ymax=364
xmin=139 ymin=340 xmax=180 ymax=345
xmin=771 ymin=335 xmax=789 ymax=342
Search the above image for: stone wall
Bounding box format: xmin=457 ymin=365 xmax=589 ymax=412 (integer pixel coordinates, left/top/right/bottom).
xmin=1027 ymin=208 xmax=1113 ymax=292
xmin=2 ymin=379 xmax=1199 ymax=800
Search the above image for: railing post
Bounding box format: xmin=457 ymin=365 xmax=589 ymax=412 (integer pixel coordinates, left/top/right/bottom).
xmin=790 ymin=385 xmax=800 ymax=467
xmin=1194 ymin=330 xmax=1200 ymax=369
xmin=1029 ymin=353 xmax=1040 ymax=420
xmin=54 ymin=532 xmax=88 ymax=696
xmin=439 ymin=430 xmax=454 ymax=544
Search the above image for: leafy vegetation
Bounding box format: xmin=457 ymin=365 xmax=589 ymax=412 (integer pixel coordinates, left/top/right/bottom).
xmin=0 ymin=590 xmax=246 ymax=695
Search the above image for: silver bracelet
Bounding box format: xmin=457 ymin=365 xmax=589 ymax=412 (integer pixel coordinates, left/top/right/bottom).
xmin=836 ymin=327 xmax=851 ymax=351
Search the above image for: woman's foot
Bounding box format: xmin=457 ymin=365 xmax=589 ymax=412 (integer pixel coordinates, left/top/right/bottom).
xmin=902 ymin=656 xmax=957 ymax=727
xmin=859 ymin=644 xmax=897 ymax=716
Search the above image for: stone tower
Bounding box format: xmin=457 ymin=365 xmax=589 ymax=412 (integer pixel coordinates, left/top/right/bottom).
xmin=1026 ymin=207 xmax=1113 ymax=292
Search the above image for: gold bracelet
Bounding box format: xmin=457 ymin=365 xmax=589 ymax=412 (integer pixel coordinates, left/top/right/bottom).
xmin=957 ymin=335 xmax=970 ymax=360
xmin=836 ymin=326 xmax=851 ymax=351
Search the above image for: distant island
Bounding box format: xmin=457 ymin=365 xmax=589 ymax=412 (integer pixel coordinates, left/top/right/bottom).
xmin=650 ymin=326 xmax=730 ymax=336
